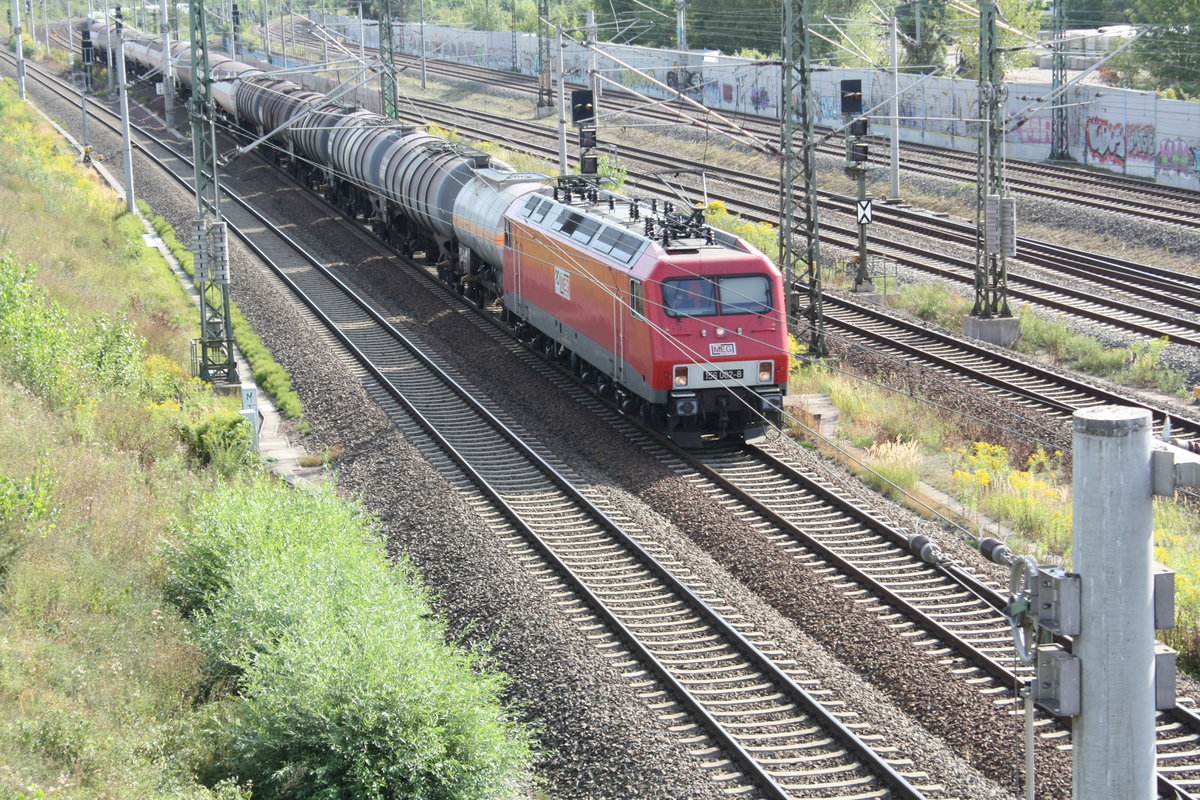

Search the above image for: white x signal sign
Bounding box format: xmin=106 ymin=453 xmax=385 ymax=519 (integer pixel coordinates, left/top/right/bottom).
xmin=856 ymin=200 xmax=873 ymax=225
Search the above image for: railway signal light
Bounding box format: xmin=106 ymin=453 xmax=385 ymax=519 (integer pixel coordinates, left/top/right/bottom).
xmin=850 ymin=142 xmax=869 ymax=163
xmin=848 ymin=117 xmax=868 ymax=137
xmin=840 ymin=79 xmax=862 ymax=115
xmin=571 ymin=89 xmax=594 ymax=124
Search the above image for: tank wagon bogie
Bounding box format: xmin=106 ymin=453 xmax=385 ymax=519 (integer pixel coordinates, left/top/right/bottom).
xmin=94 ymin=23 xmax=789 ymax=445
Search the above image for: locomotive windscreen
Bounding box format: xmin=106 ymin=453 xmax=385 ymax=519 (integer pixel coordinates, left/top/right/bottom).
xmin=662 ymin=276 xmax=771 ymax=317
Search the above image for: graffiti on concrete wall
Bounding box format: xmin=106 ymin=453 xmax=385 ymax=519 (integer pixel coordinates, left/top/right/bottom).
xmin=665 ymin=68 xmax=703 ymax=98
xmin=1012 ymin=113 xmax=1053 ymax=145
xmin=749 ymin=84 xmax=772 ymax=113
xmin=1157 ymin=138 xmax=1200 ymax=177
xmin=1126 ymin=124 xmax=1156 ymax=162
xmin=817 ymin=95 xmax=840 ymax=122
xmin=1086 ymin=116 xmax=1126 ymax=166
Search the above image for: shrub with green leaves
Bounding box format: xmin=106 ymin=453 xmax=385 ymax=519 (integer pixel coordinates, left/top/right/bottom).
xmin=180 ymin=410 xmax=256 ymax=477
xmin=165 ymin=482 xmax=536 ymax=799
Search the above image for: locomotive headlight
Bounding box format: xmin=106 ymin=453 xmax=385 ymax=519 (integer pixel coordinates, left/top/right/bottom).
xmin=673 ymin=365 xmax=689 ymax=388
xmin=758 ymin=361 xmax=774 ymax=384
xmin=715 ymin=327 xmax=727 ymax=337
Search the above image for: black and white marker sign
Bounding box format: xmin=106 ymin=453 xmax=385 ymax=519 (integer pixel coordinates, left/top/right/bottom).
xmin=856 ymin=199 xmax=873 ymax=225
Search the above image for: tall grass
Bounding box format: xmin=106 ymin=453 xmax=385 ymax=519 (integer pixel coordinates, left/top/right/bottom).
xmin=1156 ymin=500 xmax=1200 ymax=673
xmin=166 ymin=483 xmax=537 ymax=799
xmin=789 ymin=360 xmax=951 ymax=451
xmin=1017 ymin=305 xmax=1186 ymax=395
xmin=0 ymin=76 xmax=535 ymax=797
xmin=948 ymin=442 xmax=1072 ymax=559
xmin=893 ymin=281 xmax=971 ymax=329
xmin=704 ymin=200 xmax=778 ymax=256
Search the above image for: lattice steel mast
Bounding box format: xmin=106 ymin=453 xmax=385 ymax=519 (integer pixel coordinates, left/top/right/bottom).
xmin=379 ymin=0 xmax=398 ymax=118
xmin=1049 ymin=0 xmax=1069 ymax=160
xmin=779 ymin=0 xmax=825 ymax=356
xmin=536 ymin=0 xmax=552 ymax=112
xmin=972 ymin=0 xmax=1011 ymax=320
xmin=190 ymin=0 xmax=238 ymax=384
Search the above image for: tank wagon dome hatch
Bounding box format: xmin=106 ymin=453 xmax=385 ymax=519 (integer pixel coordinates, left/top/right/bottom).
xmin=474 ymin=167 xmax=552 ymax=186
xmin=421 ymin=139 xmax=492 ymax=169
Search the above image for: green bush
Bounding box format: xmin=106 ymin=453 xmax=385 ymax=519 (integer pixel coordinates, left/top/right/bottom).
xmin=165 ymin=482 xmax=536 ymax=799
xmin=0 ymin=465 xmax=52 ymax=587
xmin=181 ymin=410 xmax=256 ymax=476
xmin=8 ymin=33 xmax=35 ymax=58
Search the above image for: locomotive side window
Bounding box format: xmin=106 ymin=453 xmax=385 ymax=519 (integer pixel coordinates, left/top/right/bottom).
xmin=717 ymin=275 xmax=771 ymax=315
xmin=663 ymin=278 xmax=717 ymax=317
xmin=572 ymin=216 xmax=601 ymax=244
xmin=608 ymin=233 xmax=641 ymax=264
xmin=593 ymin=227 xmax=621 ymax=255
xmin=630 ymin=280 xmax=645 ymax=319
xmin=531 ymin=199 xmax=553 ymax=222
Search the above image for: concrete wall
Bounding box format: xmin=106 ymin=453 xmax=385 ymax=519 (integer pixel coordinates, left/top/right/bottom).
xmin=313 ymin=14 xmax=1200 ymax=191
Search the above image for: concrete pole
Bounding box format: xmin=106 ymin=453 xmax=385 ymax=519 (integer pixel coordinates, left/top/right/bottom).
xmin=674 ymin=0 xmax=685 ymax=51
xmin=356 ymin=0 xmax=363 ymax=62
xmin=555 ymin=24 xmax=567 ymax=174
xmin=889 ymin=14 xmax=900 ymax=200
xmin=41 ymin=0 xmax=48 ymax=60
xmin=261 ymin=0 xmax=270 ymax=60
xmin=418 ymin=0 xmax=425 ymax=89
xmin=115 ymin=19 xmax=135 ymax=213
xmin=104 ymin=13 xmax=112 ymax=94
xmin=1072 ymin=406 xmax=1156 ymax=800
xmin=159 ymin=0 xmax=173 ymax=127
xmin=586 ymin=9 xmax=598 ymax=102
xmin=12 ymin=0 xmax=26 ymax=99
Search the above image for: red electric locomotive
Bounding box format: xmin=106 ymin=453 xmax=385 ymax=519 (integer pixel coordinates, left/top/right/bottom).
xmin=467 ymin=182 xmax=789 ymax=446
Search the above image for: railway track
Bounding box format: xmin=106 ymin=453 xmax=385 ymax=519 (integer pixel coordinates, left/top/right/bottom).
xmin=291 ymin=81 xmax=1200 ymax=347
xmin=8 ymin=49 xmax=952 ymax=799
xmin=819 ymin=294 xmax=1200 ymax=442
xmin=281 ymin=18 xmax=1200 ymax=231
xmin=14 ymin=42 xmax=1200 ymax=798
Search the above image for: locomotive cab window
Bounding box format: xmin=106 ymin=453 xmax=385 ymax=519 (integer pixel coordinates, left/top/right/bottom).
xmin=663 ymin=275 xmax=771 ymax=317
xmin=663 ymin=278 xmax=717 ymax=317
xmin=630 ymin=280 xmax=645 ymax=319
xmin=717 ymin=275 xmax=771 ymax=315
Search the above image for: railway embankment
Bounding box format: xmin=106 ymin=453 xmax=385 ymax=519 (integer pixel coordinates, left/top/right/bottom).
xmin=0 ymin=76 xmax=539 ymax=799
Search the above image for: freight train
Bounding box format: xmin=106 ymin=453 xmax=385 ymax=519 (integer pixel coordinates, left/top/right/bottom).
xmin=91 ymin=22 xmax=790 ymax=446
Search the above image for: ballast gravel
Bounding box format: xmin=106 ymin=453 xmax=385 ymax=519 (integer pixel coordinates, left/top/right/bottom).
xmin=13 ymin=53 xmax=1200 ymax=800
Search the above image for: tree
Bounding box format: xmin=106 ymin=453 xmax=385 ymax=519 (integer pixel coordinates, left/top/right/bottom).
xmin=896 ymin=0 xmax=952 ymax=72
xmin=1120 ymin=0 xmax=1200 ymax=97
xmin=948 ymin=0 xmax=1043 ymax=74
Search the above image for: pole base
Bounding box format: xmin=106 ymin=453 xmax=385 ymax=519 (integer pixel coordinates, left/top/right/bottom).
xmin=962 ymin=314 xmax=1020 ymax=347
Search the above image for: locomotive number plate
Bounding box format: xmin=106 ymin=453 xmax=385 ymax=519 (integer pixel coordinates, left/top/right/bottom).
xmin=709 ymin=342 xmax=736 ymax=357
xmin=703 ymin=369 xmax=743 ymax=381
